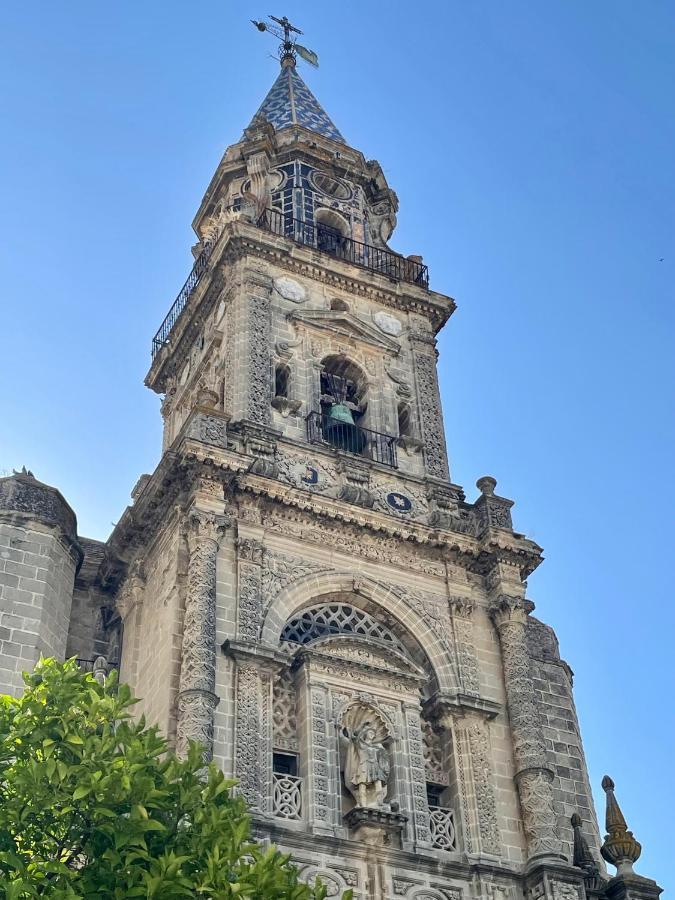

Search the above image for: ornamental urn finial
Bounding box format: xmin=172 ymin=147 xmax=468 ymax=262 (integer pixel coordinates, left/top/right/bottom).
xmin=476 ymin=475 xmax=497 ymax=496
xmin=600 ymin=775 xmax=642 ymax=876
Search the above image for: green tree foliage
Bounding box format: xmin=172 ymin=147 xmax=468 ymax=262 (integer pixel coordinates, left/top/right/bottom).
xmin=0 ymin=659 xmax=335 ymax=900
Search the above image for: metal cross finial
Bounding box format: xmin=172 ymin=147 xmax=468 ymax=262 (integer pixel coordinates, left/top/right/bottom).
xmin=251 ymin=15 xmax=319 ymax=67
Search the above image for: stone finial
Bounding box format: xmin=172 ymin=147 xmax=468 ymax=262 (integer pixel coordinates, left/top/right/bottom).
xmin=600 ymin=775 xmax=642 ymax=875
xmin=476 ymin=475 xmax=497 ymax=496
xmin=571 ymin=811 xmax=608 ymax=895
xmin=13 ymin=466 xmax=35 ymax=478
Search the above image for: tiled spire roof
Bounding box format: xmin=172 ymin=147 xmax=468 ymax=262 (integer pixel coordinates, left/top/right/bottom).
xmin=244 ymin=59 xmax=345 ymax=144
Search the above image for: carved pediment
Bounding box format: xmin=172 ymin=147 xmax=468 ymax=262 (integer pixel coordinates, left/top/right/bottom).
xmin=289 ymin=310 xmax=400 ymax=354
xmin=302 ymin=635 xmax=425 ymax=681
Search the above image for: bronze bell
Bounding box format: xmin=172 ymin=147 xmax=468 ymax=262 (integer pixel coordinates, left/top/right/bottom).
xmin=326 ymin=402 xmax=355 ymax=426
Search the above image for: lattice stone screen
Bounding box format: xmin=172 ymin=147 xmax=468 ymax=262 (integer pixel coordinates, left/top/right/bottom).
xmin=273 ymin=773 xmax=302 ymax=820
xmin=281 ymin=603 xmax=408 ymax=655
xmin=273 ymin=670 xmax=298 ymax=751
xmin=429 ymin=806 xmax=457 ymax=851
xmin=422 ymin=719 xmax=449 ymax=785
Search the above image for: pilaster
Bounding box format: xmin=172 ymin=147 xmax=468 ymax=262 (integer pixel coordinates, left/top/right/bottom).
xmin=175 ymin=508 xmax=230 ymax=760
xmin=410 ymin=329 xmax=449 ymax=481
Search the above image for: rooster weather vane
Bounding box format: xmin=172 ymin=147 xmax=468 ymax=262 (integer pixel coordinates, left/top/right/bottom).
xmin=251 ymin=15 xmax=319 ymax=68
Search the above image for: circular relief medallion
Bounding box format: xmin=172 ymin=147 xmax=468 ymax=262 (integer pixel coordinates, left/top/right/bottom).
xmin=300 ymin=464 xmax=320 ymax=486
xmin=373 ymin=311 xmax=403 ymax=336
xmin=386 ymin=491 xmax=413 ymax=513
xmin=274 ymin=276 xmax=307 ymax=303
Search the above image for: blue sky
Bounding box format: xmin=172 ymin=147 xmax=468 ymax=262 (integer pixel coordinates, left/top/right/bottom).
xmin=1 ymin=1 xmax=673 ymax=888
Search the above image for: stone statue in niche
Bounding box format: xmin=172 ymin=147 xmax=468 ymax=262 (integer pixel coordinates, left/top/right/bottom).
xmin=340 ymin=704 xmax=392 ymax=809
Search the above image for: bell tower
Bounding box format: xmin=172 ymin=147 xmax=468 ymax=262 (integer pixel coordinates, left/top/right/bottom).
xmin=108 ymin=18 xmax=662 ymax=900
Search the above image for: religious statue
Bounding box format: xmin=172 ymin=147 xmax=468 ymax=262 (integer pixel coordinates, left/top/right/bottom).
xmin=342 ymin=720 xmax=390 ymax=809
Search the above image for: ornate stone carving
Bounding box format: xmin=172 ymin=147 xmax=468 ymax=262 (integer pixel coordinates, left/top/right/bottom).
xmin=405 ymin=703 xmax=431 ymax=844
xmin=466 ymin=721 xmax=501 ymax=855
xmin=449 ymin=600 xmax=480 ymax=696
xmin=234 ymin=665 xmax=265 ymax=810
xmin=489 ymin=594 xmax=561 ymax=859
xmin=341 ymin=703 xmax=392 ymax=809
xmin=261 ymin=551 xmax=331 ymax=609
xmin=247 ymin=293 xmax=271 ymax=423
xmin=272 ymin=668 xmax=298 ymax=751
xmin=176 ymin=510 xmax=229 ymax=760
xmin=184 ymin=410 xmax=228 ymax=448
xmin=422 ymin=719 xmax=448 ymax=785
xmin=309 ymin=686 xmax=331 ymax=823
xmin=413 ymin=350 xmax=449 ymax=480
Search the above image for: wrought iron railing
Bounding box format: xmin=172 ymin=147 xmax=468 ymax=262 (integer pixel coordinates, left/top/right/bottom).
xmin=272 ymin=773 xmax=302 ymax=820
xmin=306 ymin=411 xmax=397 ymax=468
xmin=429 ymin=806 xmax=457 ymax=851
xmin=151 ymin=229 xmax=222 ymax=359
xmin=258 ymin=208 xmax=429 ymax=289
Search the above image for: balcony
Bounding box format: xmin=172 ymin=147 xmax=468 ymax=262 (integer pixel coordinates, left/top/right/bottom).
xmin=258 ymin=208 xmax=429 ymax=289
xmin=150 ymin=208 xmax=429 ymax=360
xmin=306 ymin=411 xmax=398 ymax=468
xmin=429 ymin=805 xmax=457 ymax=851
xmin=272 ymin=773 xmax=302 ymax=820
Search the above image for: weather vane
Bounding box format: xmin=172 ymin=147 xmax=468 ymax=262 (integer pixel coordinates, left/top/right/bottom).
xmin=251 ymin=15 xmax=319 ymax=67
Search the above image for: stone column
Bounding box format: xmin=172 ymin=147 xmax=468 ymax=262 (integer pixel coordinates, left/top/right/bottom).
xmin=490 ymin=594 xmax=563 ymax=862
xmin=175 ymin=509 xmax=229 ymax=760
xmin=115 ymin=562 xmax=145 ymax=690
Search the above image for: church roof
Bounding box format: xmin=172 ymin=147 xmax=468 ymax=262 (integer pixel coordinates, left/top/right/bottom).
xmin=244 ymin=60 xmax=345 ymax=144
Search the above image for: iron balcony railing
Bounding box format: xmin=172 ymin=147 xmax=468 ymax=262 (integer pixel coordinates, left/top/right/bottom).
xmin=151 ymin=229 xmax=222 ymax=359
xmin=306 ymin=411 xmax=397 ymax=468
xmin=150 ymin=208 xmax=429 ymax=359
xmin=258 ymin=208 xmax=429 ymax=289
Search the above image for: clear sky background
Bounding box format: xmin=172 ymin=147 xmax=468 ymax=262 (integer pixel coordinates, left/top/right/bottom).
xmin=1 ymin=1 xmax=673 ymax=889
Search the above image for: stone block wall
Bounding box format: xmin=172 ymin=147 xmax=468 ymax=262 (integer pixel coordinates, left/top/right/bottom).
xmin=527 ymin=616 xmax=603 ymax=864
xmin=0 ymin=520 xmax=78 ymax=696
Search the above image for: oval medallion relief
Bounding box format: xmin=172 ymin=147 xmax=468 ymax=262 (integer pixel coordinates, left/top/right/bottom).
xmin=373 ymin=310 xmax=403 ymax=336
xmin=274 ymin=276 xmax=307 ymax=303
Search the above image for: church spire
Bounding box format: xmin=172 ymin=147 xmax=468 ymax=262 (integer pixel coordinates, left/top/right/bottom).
xmin=245 ymin=15 xmax=345 ymax=143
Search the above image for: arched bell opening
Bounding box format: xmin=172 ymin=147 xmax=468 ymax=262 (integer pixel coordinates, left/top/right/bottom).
xmin=315 ymin=207 xmax=350 ymax=255
xmin=318 ymin=355 xmax=369 ymax=454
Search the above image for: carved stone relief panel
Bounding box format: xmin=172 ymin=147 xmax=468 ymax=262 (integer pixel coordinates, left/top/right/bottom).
xmin=413 ymin=350 xmax=449 ymax=480
xmin=247 ymin=292 xmax=272 ymax=423
xmin=455 ymin=717 xmax=501 ymax=856
xmin=276 ymin=452 xmax=338 ymax=494
xmin=234 ymin=664 xmax=272 ymax=813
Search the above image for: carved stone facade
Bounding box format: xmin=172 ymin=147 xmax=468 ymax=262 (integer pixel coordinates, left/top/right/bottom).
xmin=3 ymin=38 xmax=661 ymax=900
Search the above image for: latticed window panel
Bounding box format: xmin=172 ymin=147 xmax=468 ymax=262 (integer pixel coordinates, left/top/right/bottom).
xmin=429 ymin=806 xmax=457 ymax=850
xmin=281 ymin=603 xmax=408 ymax=656
xmin=422 ymin=719 xmax=449 ymax=785
xmin=272 ymin=773 xmax=302 ymax=820
xmin=273 ymin=669 xmax=298 ymax=752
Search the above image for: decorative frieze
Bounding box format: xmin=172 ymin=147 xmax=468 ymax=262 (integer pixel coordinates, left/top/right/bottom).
xmin=176 ymin=510 xmax=229 ymax=760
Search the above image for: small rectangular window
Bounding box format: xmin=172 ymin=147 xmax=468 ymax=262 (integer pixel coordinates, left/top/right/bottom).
xmin=426 ymin=783 xmax=444 ymax=808
xmin=273 ymin=752 xmax=298 ymax=777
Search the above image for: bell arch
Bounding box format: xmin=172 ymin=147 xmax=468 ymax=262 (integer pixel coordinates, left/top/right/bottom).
xmin=261 ymin=571 xmax=459 ymax=694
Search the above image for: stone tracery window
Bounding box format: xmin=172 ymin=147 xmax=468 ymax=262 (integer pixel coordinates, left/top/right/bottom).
xmin=281 ymin=602 xmax=409 ymax=657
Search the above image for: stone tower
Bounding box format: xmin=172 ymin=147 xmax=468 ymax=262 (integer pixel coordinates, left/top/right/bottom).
xmin=0 ymin=23 xmax=661 ymax=900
